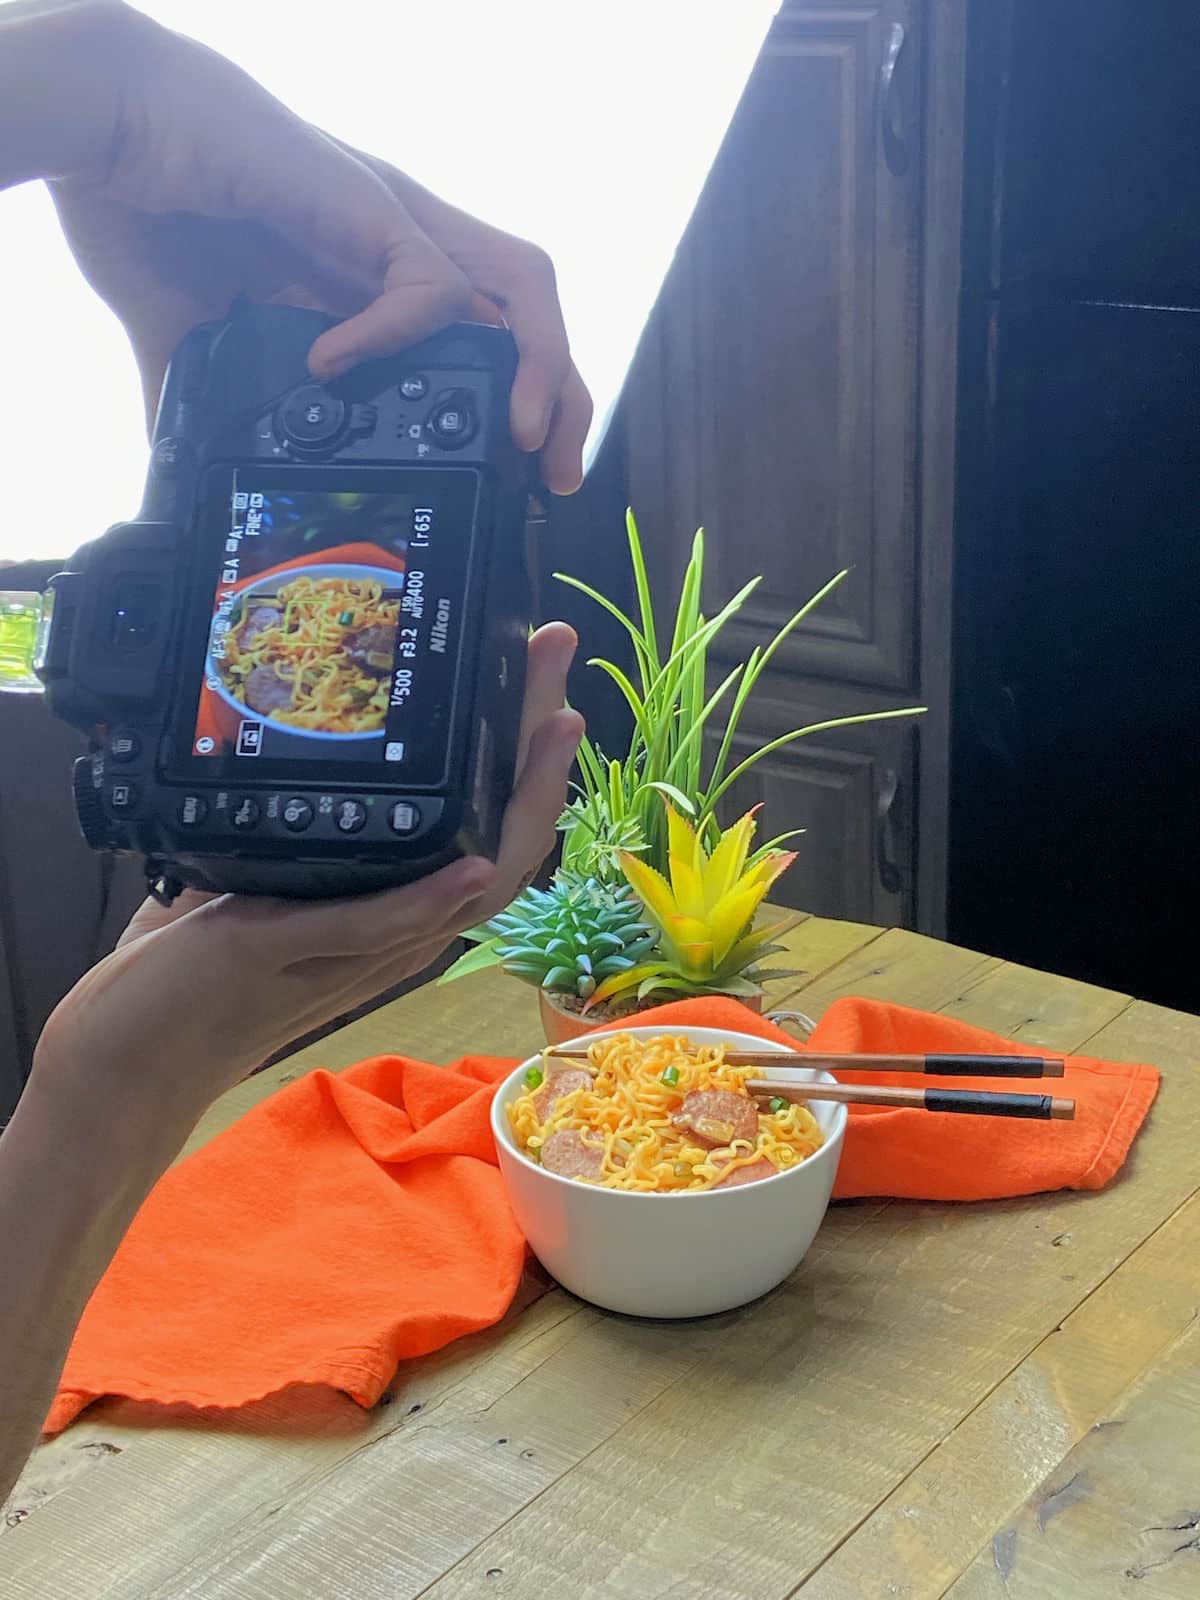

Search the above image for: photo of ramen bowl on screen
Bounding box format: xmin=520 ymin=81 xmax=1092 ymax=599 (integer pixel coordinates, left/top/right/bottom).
xmin=205 ymin=563 xmax=404 ymax=741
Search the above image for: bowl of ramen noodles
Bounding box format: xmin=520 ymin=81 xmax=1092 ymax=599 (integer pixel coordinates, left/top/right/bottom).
xmin=208 ymin=564 xmax=403 ymax=739
xmin=490 ymin=1025 xmax=846 ymax=1317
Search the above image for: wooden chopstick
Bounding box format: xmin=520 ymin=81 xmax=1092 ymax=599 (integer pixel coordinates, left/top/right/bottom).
xmin=542 ymin=1048 xmax=1066 ymax=1080
xmin=749 ymin=1081 xmax=1076 ymax=1121
xmin=535 ymin=1053 xmax=1075 ymax=1118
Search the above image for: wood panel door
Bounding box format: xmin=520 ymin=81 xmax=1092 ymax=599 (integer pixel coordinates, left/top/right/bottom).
xmin=706 ymin=676 xmax=918 ymax=928
xmin=628 ymin=0 xmax=923 ymax=691
xmin=622 ymin=0 xmax=966 ymax=931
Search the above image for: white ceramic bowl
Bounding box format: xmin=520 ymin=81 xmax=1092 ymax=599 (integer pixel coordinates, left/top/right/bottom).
xmin=490 ymin=1024 xmax=846 ymax=1318
xmin=205 ymin=563 xmax=401 ymax=740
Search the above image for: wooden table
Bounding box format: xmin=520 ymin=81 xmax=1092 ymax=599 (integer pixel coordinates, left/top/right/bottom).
xmin=4 ymin=917 xmax=1199 ymax=1599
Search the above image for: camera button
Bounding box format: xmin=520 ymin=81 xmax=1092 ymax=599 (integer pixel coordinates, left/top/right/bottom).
xmin=230 ymin=795 xmax=261 ymax=831
xmin=427 ymin=391 xmax=477 ymax=448
xmin=279 ymin=384 xmax=346 ymax=448
xmin=150 ymin=436 xmax=189 ymax=476
xmin=109 ymin=729 xmax=142 ymax=764
xmin=108 ymin=780 xmax=138 ymax=812
xmin=281 ymin=796 xmax=315 ymax=832
xmin=334 ymin=798 xmax=368 ymax=834
xmin=399 ymin=374 xmax=428 ymax=401
xmin=178 ymin=794 xmax=209 ymax=828
xmin=387 ymin=800 xmax=422 ymax=836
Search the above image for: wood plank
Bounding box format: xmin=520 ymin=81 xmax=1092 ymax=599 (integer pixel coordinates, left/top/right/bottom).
xmin=782 ymin=925 xmax=1003 ymax=1016
xmin=0 ymin=917 xmax=877 ymax=1547
xmin=127 ymin=976 xmax=1191 ymax=1600
xmin=943 ymin=1315 xmax=1200 ymax=1599
xmin=400 ymin=983 xmax=1181 ymax=1599
xmin=0 ymin=1285 xmax=588 ymax=1592
xmin=182 ymin=916 xmax=885 ymax=1156
xmin=767 ymin=915 xmax=889 ymax=1009
xmin=935 ymin=960 xmax=1131 ymax=1050
xmin=0 ymin=1201 xmax=889 ymax=1596
xmin=0 ymin=919 xmax=871 ymax=1584
xmin=782 ymin=995 xmax=1197 ymax=1600
xmin=4 ymin=938 xmax=1188 ymax=1600
xmin=0 ymin=1270 xmax=553 ymax=1538
xmin=801 ymin=1190 xmax=1200 ymax=1600
xmin=0 ymin=928 xmax=985 ymax=1595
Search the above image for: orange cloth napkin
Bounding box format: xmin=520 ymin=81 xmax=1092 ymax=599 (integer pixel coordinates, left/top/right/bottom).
xmin=45 ymin=995 xmax=1158 ymax=1435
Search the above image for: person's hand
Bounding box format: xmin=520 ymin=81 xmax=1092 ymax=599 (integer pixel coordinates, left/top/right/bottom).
xmin=33 ymin=624 xmax=582 ymax=1135
xmin=26 ymin=2 xmax=591 ymax=491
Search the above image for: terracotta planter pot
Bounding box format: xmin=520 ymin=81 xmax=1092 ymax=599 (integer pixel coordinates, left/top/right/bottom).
xmin=537 ymin=987 xmax=764 ymax=1048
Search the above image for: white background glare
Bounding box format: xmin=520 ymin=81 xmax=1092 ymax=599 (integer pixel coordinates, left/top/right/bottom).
xmin=0 ymin=0 xmax=775 ymax=560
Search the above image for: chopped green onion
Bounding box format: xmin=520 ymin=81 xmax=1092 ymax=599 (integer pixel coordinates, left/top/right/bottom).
xmin=768 ymin=1095 xmax=788 ymax=1114
xmin=524 ymin=1066 xmax=544 ymax=1090
xmin=661 ymin=1065 xmax=680 ymax=1087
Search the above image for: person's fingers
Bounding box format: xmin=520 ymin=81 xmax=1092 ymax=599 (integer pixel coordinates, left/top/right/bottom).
xmin=539 ymin=363 xmax=594 ymax=495
xmin=439 ymin=231 xmax=579 ymax=461
xmin=225 ymin=854 xmax=497 ymax=966
xmin=468 ymin=707 xmax=583 ymax=926
xmin=324 ymin=145 xmax=585 ymax=468
xmin=493 ymin=249 xmax=571 ymax=451
xmin=517 ymin=623 xmax=577 ymax=776
xmin=186 ymin=111 xmax=472 ymax=381
xmin=467 ymin=291 xmax=506 ymax=326
xmin=307 ymin=245 xmax=474 ymax=380
xmin=278 ymin=858 xmax=500 ymax=989
xmin=256 ymin=639 xmax=579 ymax=987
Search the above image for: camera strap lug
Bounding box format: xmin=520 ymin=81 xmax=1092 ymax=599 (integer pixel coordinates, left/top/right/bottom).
xmin=147 ymin=861 xmax=183 ymax=907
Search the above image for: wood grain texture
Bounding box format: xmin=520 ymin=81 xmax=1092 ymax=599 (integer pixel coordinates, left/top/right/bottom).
xmin=914 ymin=0 xmax=969 ymax=937
xmin=709 ymin=693 xmax=920 ymax=927
xmin=798 ymin=1002 xmax=1200 ymax=1600
xmin=780 ymin=924 xmax=1003 ymax=1016
xmin=944 ymin=1315 xmax=1200 ymax=1599
xmin=2 ymin=920 xmax=1193 ymax=1600
xmin=623 ymin=0 xmax=937 ymax=934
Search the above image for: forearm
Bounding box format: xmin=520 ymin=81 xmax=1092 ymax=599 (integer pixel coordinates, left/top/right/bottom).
xmin=0 ymin=0 xmax=132 ymax=189
xmin=0 ymin=1053 xmax=190 ymax=1506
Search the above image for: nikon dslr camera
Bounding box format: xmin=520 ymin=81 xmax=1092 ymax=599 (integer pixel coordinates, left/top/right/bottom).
xmin=35 ymin=301 xmax=535 ymax=901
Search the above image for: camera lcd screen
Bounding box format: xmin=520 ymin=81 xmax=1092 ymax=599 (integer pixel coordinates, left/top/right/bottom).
xmin=177 ymin=467 xmax=479 ymax=785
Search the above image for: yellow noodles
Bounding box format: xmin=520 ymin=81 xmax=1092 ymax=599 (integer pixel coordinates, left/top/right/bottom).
xmin=508 ymin=1033 xmax=824 ymax=1192
xmin=219 ymin=575 xmax=400 ymax=733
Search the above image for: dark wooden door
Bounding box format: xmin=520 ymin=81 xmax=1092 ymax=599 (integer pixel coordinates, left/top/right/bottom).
xmin=625 ymin=0 xmax=935 ymax=926
xmin=707 ymin=683 xmax=918 ymax=926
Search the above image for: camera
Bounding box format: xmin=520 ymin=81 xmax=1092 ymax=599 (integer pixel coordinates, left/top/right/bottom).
xmin=36 ymin=301 xmax=536 ymax=902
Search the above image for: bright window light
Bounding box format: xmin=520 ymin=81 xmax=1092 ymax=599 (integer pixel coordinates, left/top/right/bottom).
xmin=0 ymin=1 xmax=776 ymax=559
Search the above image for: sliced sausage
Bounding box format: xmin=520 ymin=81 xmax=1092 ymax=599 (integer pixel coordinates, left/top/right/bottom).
xmin=242 ymin=665 xmax=294 ymax=715
xmin=672 ymin=1089 xmax=759 ymax=1150
xmin=240 ymin=604 xmax=283 ymax=646
xmin=711 ymin=1156 xmax=778 ymax=1190
xmin=531 ymin=1069 xmax=593 ymax=1123
xmin=539 ymin=1129 xmax=605 ymax=1181
xmin=344 ymin=623 xmax=397 ymax=672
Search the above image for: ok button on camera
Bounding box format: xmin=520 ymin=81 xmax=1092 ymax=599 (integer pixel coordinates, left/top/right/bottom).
xmin=278 ymin=383 xmax=346 ymax=450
